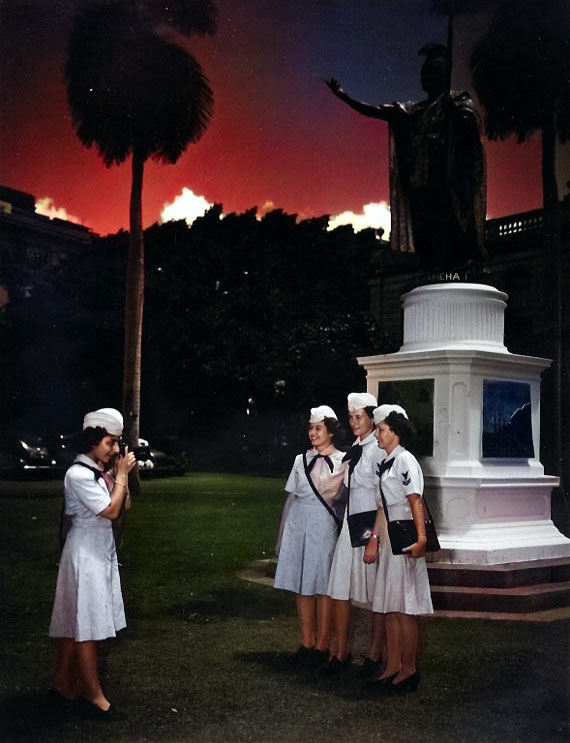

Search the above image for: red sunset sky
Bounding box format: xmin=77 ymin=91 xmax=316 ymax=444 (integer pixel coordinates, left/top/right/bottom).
xmin=0 ymin=0 xmax=565 ymax=238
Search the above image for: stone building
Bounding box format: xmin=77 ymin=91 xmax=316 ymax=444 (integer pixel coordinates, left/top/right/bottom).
xmin=0 ymin=185 xmax=93 ymax=305
xmin=0 ymin=185 xmax=95 ymax=435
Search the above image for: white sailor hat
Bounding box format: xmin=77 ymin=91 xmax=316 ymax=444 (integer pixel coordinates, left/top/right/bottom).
xmin=373 ymin=404 xmax=408 ymax=424
xmin=347 ymin=392 xmax=377 ymax=411
xmin=309 ymin=405 xmax=338 ymax=423
xmin=83 ymin=407 xmax=124 ymax=436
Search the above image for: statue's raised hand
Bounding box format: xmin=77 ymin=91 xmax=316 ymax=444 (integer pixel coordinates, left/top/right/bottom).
xmin=325 ymin=77 xmax=341 ymax=95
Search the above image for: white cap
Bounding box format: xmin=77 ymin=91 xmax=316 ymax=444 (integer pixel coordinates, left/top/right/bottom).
xmin=83 ymin=407 xmax=124 ymax=436
xmin=373 ymin=404 xmax=408 ymax=424
xmin=309 ymin=405 xmax=338 ymax=423
xmin=347 ymin=392 xmax=377 ymax=412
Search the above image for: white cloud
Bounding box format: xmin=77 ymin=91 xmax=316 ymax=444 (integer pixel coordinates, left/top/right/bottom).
xmin=260 ymin=200 xmax=275 ymax=215
xmin=35 ymin=197 xmax=82 ymax=224
xmin=159 ymin=188 xmax=390 ymax=237
xmin=328 ymin=201 xmax=391 ymax=236
xmin=160 ymin=188 xmax=212 ymax=226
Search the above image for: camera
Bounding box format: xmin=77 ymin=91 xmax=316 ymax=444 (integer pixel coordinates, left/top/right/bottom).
xmin=119 ymin=442 xmax=126 ymax=457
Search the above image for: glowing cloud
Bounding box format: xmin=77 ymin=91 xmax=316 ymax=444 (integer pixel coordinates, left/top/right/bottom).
xmin=328 ymin=202 xmax=391 ymax=236
xmin=35 ymin=197 xmax=82 ymax=224
xmin=160 ymin=188 xmax=212 ymax=226
xmin=260 ymin=200 xmax=275 ymax=215
xmin=160 ymin=188 xmax=391 ymax=237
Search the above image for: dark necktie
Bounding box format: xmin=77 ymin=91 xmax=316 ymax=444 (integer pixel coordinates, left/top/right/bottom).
xmin=376 ymin=457 xmax=395 ymax=478
xmin=307 ymin=452 xmax=334 ymax=473
xmin=342 ymin=444 xmax=363 ymax=476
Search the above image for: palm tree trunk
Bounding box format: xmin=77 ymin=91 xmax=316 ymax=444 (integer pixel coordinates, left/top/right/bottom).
xmin=121 ymin=148 xmax=146 ymax=507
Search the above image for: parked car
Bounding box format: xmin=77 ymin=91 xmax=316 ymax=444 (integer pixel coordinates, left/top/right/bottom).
xmin=136 ymin=438 xmax=186 ymax=477
xmin=0 ymin=435 xmax=58 ymax=479
xmin=39 ymin=435 xmax=185 ymax=480
xmin=147 ymin=447 xmax=182 ymax=477
xmin=134 ymin=439 xmax=154 ymax=472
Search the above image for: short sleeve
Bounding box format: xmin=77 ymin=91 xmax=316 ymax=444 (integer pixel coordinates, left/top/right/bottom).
xmin=284 ymin=455 xmax=302 ymax=495
xmin=395 ymin=452 xmax=423 ymax=498
xmin=65 ymin=466 xmax=111 ymax=516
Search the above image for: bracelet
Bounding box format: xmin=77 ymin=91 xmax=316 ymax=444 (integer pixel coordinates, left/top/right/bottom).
xmin=370 ymin=533 xmax=379 ymax=540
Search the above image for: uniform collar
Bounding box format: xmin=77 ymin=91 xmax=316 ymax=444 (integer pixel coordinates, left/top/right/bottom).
xmin=385 ymin=444 xmax=405 ymax=459
xmin=357 ymin=431 xmax=377 ymax=447
xmin=76 ymin=453 xmax=105 ymax=472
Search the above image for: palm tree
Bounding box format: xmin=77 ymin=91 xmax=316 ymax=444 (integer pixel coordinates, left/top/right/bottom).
xmin=65 ymin=0 xmax=216 ymax=471
xmin=469 ymin=0 xmax=570 ymax=489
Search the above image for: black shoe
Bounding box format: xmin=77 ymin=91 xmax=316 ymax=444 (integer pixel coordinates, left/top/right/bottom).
xmin=290 ymin=645 xmax=314 ymax=665
xmin=386 ymin=672 xmax=420 ymax=694
xmin=46 ymin=688 xmax=77 ymax=717
xmin=356 ymin=657 xmax=380 ymax=679
xmin=365 ymin=671 xmax=398 ymax=689
xmin=78 ymin=698 xmax=125 ymax=721
xmin=307 ymin=649 xmax=330 ymax=669
xmin=318 ymin=653 xmax=352 ymax=677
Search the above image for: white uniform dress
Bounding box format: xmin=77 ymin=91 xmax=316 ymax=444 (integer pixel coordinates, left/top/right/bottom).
xmin=274 ymin=448 xmax=345 ymax=596
xmin=327 ymin=432 xmax=385 ymax=607
xmin=372 ymin=445 xmax=434 ymax=615
xmin=49 ymin=454 xmax=126 ymax=641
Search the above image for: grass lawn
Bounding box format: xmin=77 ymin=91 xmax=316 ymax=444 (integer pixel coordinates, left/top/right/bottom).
xmin=0 ymin=473 xmax=568 ymax=743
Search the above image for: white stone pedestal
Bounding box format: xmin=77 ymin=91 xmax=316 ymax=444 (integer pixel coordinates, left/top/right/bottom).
xmin=359 ymin=283 xmax=570 ymax=565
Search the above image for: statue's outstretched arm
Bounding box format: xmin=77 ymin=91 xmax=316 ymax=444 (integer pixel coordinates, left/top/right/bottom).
xmin=324 ymin=78 xmax=397 ymax=121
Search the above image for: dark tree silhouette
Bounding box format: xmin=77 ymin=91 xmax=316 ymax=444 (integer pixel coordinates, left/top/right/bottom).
xmin=65 ymin=0 xmax=216 ymax=469
xmin=470 ymin=1 xmax=570 ymax=211
xmin=139 ymin=208 xmax=392 ymax=468
xmin=470 ymin=0 xmax=570 ymax=488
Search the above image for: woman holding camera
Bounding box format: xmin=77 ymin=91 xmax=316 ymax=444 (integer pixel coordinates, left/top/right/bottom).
xmin=49 ymin=408 xmax=136 ymax=718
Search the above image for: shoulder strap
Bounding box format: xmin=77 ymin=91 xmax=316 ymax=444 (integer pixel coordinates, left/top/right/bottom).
xmin=377 ymin=454 xmax=435 ymax=524
xmin=377 ymin=457 xmax=395 ymax=523
xmin=302 ymin=452 xmax=342 ymax=529
xmin=71 ymin=461 xmax=103 ymax=479
xmin=378 ymin=481 xmax=391 ymax=524
xmin=341 ymin=445 xmax=359 ymax=516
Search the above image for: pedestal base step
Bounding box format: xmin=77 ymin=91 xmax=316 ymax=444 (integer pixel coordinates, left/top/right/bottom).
xmin=239 ymin=558 xmax=570 ymax=620
xmin=428 ymin=558 xmax=570 ymax=617
xmin=428 ymin=556 xmax=570 ymax=588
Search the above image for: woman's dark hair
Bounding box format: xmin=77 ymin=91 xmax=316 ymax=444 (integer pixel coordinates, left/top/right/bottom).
xmin=75 ymin=426 xmax=109 ymax=454
xmin=323 ymin=417 xmax=341 ymax=436
xmin=364 ymin=406 xmax=376 ymax=420
xmin=383 ymin=412 xmax=416 ymax=448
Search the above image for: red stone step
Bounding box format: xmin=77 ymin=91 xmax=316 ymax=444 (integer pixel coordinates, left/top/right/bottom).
xmin=427 ymin=557 xmax=570 ymax=589
xmin=242 ymin=557 xmax=570 ymax=619
xmin=430 ymin=580 xmax=570 ymax=614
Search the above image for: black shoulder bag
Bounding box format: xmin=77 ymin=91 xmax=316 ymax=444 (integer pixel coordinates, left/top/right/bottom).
xmin=343 ymin=444 xmax=378 ymax=548
xmin=377 ymin=458 xmax=440 ymax=555
xmin=302 ymin=452 xmax=343 ymax=534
